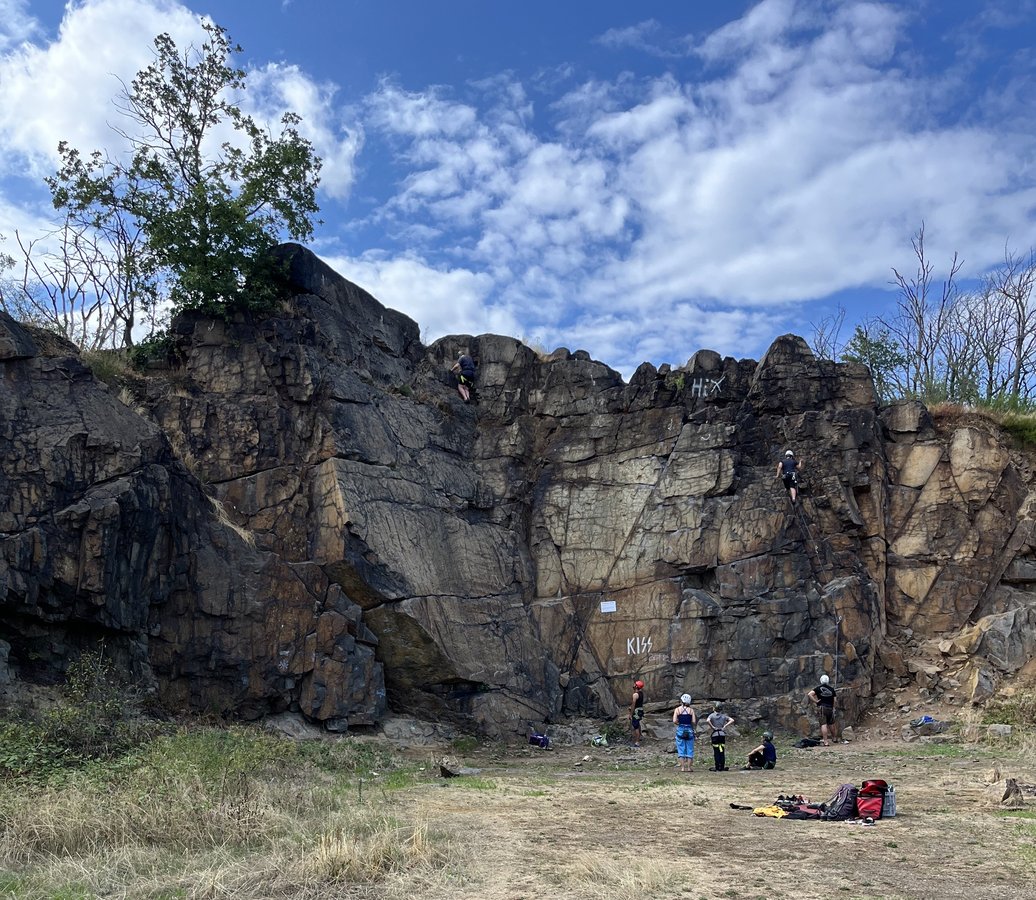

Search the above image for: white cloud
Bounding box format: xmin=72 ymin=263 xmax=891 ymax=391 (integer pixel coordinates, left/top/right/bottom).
xmin=245 ymin=63 xmax=363 ymax=201
xmin=0 ymin=0 xmax=362 ymax=216
xmin=697 ymin=0 xmax=800 ymax=63
xmin=0 ymin=0 xmax=206 ymax=179
xmin=347 ymin=0 xmax=1035 ymax=372
xmin=595 ymin=19 xmax=675 ymax=58
xmin=367 ymin=82 xmax=478 ymax=138
xmin=0 ymin=0 xmax=41 ymax=52
xmin=320 ymin=251 xmax=513 ymax=342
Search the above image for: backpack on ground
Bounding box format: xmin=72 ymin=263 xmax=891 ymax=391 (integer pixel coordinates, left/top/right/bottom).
xmin=528 ymin=726 xmax=550 ymax=749
xmin=856 ymin=793 xmax=883 ymax=819
xmin=821 ymin=783 xmax=859 ymax=820
xmin=859 ymin=778 xmax=894 ymax=819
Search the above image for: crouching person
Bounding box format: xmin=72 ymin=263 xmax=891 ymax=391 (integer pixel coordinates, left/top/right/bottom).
xmin=746 ymin=731 xmax=777 ymax=770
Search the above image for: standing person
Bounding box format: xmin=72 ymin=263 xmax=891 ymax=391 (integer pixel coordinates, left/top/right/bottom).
xmin=745 ymin=732 xmax=777 ymax=769
xmin=630 ymin=679 xmax=645 ymax=747
xmin=672 ymin=693 xmax=697 ymax=772
xmin=807 ymin=674 xmax=837 ymax=745
xmin=451 ymin=351 xmax=476 ymax=403
xmin=776 ymin=449 xmax=803 ymax=503
xmin=706 ymin=702 xmax=734 ymax=771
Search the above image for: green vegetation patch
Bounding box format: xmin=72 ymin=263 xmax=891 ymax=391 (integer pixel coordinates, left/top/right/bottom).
xmin=0 ymin=720 xmax=446 ymax=897
xmin=444 ymin=776 xmax=497 ymax=791
xmin=450 ymin=734 xmax=479 ymax=754
xmin=982 ymin=693 xmax=1036 ymax=726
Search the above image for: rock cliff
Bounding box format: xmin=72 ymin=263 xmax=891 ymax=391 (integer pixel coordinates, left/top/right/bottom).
xmin=2 ymin=244 xmax=1034 ymax=734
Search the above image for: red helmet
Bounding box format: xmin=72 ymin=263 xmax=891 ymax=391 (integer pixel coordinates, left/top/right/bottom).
xmin=634 ymin=680 xmax=645 ymax=689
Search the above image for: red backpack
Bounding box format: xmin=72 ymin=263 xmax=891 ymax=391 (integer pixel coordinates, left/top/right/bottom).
xmin=856 ymin=779 xmax=889 ymax=819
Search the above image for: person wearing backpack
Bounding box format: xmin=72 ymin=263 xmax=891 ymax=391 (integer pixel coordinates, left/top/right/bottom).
xmin=672 ymin=694 xmax=697 ymax=772
xmin=706 ymin=702 xmax=734 ymax=771
xmin=807 ymin=674 xmax=837 ymax=745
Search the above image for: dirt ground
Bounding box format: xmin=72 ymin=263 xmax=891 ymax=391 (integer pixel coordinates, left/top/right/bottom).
xmin=384 ymin=730 xmax=1036 ymax=900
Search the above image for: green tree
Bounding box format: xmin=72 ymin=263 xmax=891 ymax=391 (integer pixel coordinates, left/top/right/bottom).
xmin=48 ymin=22 xmax=321 ymax=322
xmin=841 ymin=321 xmax=907 ymax=405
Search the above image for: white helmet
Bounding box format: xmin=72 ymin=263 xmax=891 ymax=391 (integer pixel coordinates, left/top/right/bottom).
xmin=680 ymin=693 xmax=692 ymax=705
xmin=785 ymin=450 xmax=794 ymax=457
xmin=820 ymin=674 xmax=830 ymax=685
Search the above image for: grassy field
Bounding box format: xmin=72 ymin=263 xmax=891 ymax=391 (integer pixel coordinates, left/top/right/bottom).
xmin=1 ymin=718 xmax=1035 ymax=899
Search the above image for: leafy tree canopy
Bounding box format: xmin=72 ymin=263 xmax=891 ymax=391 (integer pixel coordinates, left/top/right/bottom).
xmin=841 ymin=323 xmax=907 ymax=405
xmin=48 ymin=21 xmax=321 ymax=320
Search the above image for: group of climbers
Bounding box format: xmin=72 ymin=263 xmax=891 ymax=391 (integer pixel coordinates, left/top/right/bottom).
xmin=630 ymin=673 xmax=839 ymax=770
xmin=444 ymin=354 xmax=834 ymax=768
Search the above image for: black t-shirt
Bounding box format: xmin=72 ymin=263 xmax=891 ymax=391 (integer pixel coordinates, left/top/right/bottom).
xmin=781 ymin=457 xmax=799 ymax=475
xmin=814 ymin=684 xmax=836 ymax=708
xmin=458 ymin=355 xmax=476 ymax=379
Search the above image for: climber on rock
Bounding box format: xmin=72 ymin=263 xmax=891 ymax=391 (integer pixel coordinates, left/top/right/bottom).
xmin=451 ymin=351 xmax=477 ymax=403
xmin=776 ymin=449 xmax=803 ymax=503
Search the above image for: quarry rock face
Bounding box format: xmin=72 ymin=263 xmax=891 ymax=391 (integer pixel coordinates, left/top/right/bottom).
xmin=0 ymin=308 xmax=385 ymax=727
xmin=2 ymin=245 xmax=1035 ymax=735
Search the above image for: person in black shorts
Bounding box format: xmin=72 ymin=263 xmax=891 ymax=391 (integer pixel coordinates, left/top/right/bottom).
xmin=451 ymin=352 xmax=476 ymax=403
xmin=745 ymin=731 xmax=777 ymax=769
xmin=630 ymin=679 xmax=645 ymax=747
xmin=776 ymin=449 xmax=803 ymax=503
xmin=807 ymin=674 xmax=837 ymax=745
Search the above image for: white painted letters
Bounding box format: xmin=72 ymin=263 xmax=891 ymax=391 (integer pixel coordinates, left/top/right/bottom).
xmin=689 ymin=376 xmax=725 ymax=397
xmin=627 ymin=636 xmax=653 ymax=655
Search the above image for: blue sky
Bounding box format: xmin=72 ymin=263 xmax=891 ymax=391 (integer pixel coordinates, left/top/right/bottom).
xmin=2 ymin=0 xmax=1035 ymax=378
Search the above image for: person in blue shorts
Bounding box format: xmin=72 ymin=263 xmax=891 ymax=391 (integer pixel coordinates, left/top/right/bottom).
xmin=672 ymin=693 xmax=697 ymax=772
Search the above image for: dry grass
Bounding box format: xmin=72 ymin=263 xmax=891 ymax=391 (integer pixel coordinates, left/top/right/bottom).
xmin=559 ymin=856 xmax=679 ymax=900
xmin=3 ymin=724 xmax=1036 ymax=898
xmin=928 ymin=401 xmax=1036 ymax=447
xmin=208 ymin=495 xmax=257 ymax=548
xmin=0 ymin=775 xmax=455 ymax=898
xmin=301 ymin=813 xmax=445 ymax=882
xmin=80 ymin=349 xmax=133 ymax=386
xmin=0 ymin=725 xmax=455 ymax=898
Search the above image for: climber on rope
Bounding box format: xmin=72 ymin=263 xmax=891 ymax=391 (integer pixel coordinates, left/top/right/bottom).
xmin=450 ymin=351 xmax=477 ymax=403
xmin=775 ymin=449 xmax=803 ymax=503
